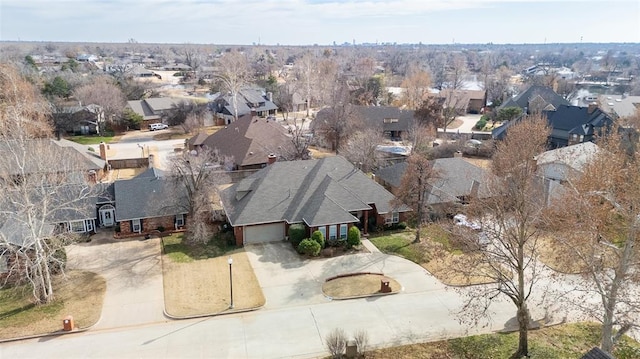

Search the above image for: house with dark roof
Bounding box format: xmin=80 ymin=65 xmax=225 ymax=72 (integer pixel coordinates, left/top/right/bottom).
xmin=211 ymin=87 xmax=278 ymax=124
xmin=126 ymin=97 xmax=186 ymax=128
xmin=314 ymin=105 xmax=415 ymax=140
xmin=220 ymin=156 xmax=410 ymax=245
xmin=188 ymin=114 xmax=296 ymax=170
xmin=492 ymin=104 xmax=614 ymax=148
xmin=500 ymin=85 xmax=569 ymax=114
xmin=113 ymin=168 xmax=189 ymax=236
xmin=375 ymin=157 xmax=493 ymax=214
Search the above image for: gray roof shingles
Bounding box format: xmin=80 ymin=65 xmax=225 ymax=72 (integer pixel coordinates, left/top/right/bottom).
xmin=221 ymin=156 xmax=406 ymax=227
xmin=114 ymin=171 xmax=187 ymax=221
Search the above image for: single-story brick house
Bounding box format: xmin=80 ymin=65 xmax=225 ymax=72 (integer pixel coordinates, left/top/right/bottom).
xmin=113 ymin=168 xmax=189 ymax=236
xmin=220 ymin=156 xmax=410 ymax=246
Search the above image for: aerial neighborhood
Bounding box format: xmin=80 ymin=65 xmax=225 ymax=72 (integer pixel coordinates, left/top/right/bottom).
xmin=1 ymin=37 xmax=640 ymax=359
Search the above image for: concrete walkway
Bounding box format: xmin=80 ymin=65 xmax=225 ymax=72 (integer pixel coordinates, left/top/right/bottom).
xmin=66 ymin=235 xmax=167 ymax=329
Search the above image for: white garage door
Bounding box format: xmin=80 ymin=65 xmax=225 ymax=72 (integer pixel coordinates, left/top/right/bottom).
xmin=244 ymin=222 xmax=285 ymax=244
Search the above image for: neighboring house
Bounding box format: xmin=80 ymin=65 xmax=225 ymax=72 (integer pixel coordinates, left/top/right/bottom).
xmin=210 ymin=87 xmax=278 ymax=124
xmin=220 ymin=156 xmax=410 ymax=245
xmin=598 ymin=94 xmax=640 ymax=119
xmin=314 ymin=105 xmax=415 ymax=140
xmin=0 ymin=139 xmax=108 ymax=183
xmin=492 ymin=104 xmax=614 ymax=148
xmin=291 ymin=92 xmax=308 ymax=113
xmin=499 ymin=85 xmax=569 ymax=114
xmin=535 ymin=142 xmax=600 ymax=183
xmin=431 ymin=89 xmax=487 ymax=114
xmin=55 ymin=104 xmax=105 ymax=135
xmin=113 ymin=168 xmax=189 ymax=236
xmin=375 ymin=157 xmax=493 ymax=214
xmin=188 ymin=114 xmax=296 ymax=170
xmin=126 ymin=97 xmax=186 ymax=127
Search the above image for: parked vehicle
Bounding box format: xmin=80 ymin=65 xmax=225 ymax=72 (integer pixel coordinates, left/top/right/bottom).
xmin=453 ymin=214 xmax=481 ymax=231
xmin=149 ymin=123 xmax=168 ymax=131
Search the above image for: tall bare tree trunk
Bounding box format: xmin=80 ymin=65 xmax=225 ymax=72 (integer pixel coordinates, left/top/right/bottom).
xmin=515 ymin=303 xmax=530 ymax=358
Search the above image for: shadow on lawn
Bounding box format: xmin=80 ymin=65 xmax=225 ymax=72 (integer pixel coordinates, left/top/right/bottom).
xmin=162 ymin=233 xmax=239 ymax=261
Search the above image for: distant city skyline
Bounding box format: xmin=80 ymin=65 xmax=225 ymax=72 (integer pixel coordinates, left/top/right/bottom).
xmin=1 ymin=0 xmax=639 ymax=46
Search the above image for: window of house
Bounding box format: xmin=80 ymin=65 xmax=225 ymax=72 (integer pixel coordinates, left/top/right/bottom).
xmin=69 ymin=220 xmax=85 ymax=233
xmin=328 ymin=225 xmax=337 ymax=240
xmin=383 ymin=118 xmax=399 ymax=124
xmin=132 ymin=219 xmax=141 ymax=233
xmin=318 ymin=226 xmax=326 ymax=239
xmin=385 ymin=212 xmax=400 ymax=224
xmin=85 ymin=220 xmax=93 ymax=232
xmin=339 ymin=224 xmax=348 ymax=239
xmin=176 ymin=214 xmax=185 ymax=227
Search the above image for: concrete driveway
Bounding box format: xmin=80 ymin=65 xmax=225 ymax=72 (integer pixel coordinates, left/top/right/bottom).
xmin=66 ymin=235 xmax=167 ymax=329
xmin=245 ymin=241 xmax=446 ymax=309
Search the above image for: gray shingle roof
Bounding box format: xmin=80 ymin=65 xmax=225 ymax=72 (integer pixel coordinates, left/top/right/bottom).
xmin=114 ymin=174 xmax=187 ymax=221
xmin=500 ymin=85 xmax=569 ymax=113
xmin=221 ymin=156 xmax=406 ymax=227
xmin=580 ymin=347 xmax=614 ymax=359
xmin=376 ymin=157 xmax=493 ymax=205
xmin=314 ymin=105 xmax=414 ymax=133
xmin=197 ymin=114 xmax=294 ymax=168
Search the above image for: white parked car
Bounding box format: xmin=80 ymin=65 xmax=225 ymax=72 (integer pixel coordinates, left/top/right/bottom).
xmin=149 ymin=123 xmax=168 ymax=131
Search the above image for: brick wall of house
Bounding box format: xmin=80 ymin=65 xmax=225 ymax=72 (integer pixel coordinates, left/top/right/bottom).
xmin=233 ymin=226 xmax=244 ymax=246
xmin=118 ymin=215 xmax=186 ymax=236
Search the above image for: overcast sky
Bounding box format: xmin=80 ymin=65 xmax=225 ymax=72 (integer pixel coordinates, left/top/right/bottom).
xmin=1 ymin=0 xmax=639 ymax=45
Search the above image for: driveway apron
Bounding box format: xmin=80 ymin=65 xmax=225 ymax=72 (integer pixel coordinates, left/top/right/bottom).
xmin=66 ymin=237 xmax=166 ymax=329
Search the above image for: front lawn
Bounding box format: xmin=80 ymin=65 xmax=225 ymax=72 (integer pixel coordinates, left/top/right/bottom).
xmin=370 ymin=224 xmax=497 ymax=286
xmin=161 ymin=233 xmax=265 ymax=317
xmin=366 ymin=322 xmax=640 ymax=359
xmin=68 ymin=134 xmax=117 ymax=145
xmin=322 ymin=274 xmax=401 ymax=299
xmin=0 ymin=270 xmax=106 ymax=340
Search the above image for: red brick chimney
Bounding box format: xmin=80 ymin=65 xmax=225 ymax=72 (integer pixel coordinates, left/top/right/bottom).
xmin=587 ymin=103 xmax=598 ymax=114
xmin=267 ymin=154 xmax=277 ymax=165
xmin=99 ymin=142 xmax=107 ymax=161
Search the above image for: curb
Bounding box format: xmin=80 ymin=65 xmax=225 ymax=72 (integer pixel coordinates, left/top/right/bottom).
xmin=163 ymin=304 xmax=265 ymax=320
xmin=0 ymin=325 xmax=92 ymax=344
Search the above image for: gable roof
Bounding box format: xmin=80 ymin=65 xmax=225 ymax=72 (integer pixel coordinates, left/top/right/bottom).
xmin=113 ymin=172 xmax=187 ymax=221
xmin=0 ymin=139 xmax=104 ymax=179
xmin=314 ymin=105 xmax=415 ymax=133
xmin=126 ymin=97 xmax=185 ymax=121
xmin=546 ymin=105 xmax=612 ymax=135
xmin=375 ymin=157 xmax=493 ymax=205
xmin=500 ymin=85 xmax=569 ymax=113
xmin=535 ymin=142 xmax=599 ymax=173
xmin=195 ymin=114 xmax=294 ymax=168
xmin=598 ymin=94 xmax=640 ymax=118
xmin=220 ymin=156 xmax=407 ymax=227
xmin=212 ymin=87 xmax=278 ymax=118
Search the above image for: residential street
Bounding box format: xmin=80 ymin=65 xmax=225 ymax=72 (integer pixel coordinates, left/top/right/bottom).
xmin=1 ymin=240 xmax=602 ymax=359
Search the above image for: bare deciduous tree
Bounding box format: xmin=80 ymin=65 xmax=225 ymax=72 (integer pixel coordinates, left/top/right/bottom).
xmin=0 ymin=137 xmax=99 ymax=305
xmin=393 ymin=151 xmax=439 ymax=243
xmin=215 ymin=50 xmax=252 ymax=122
xmin=73 ymin=76 xmax=126 ymax=125
xmin=169 ymin=148 xmax=230 ymax=244
xmin=284 ymin=118 xmax=311 ymax=160
xmin=0 ymin=63 xmax=52 ymax=138
xmin=548 ymin=126 xmax=640 ymax=354
xmin=400 ymin=67 xmax=432 ymax=110
xmin=294 ymin=52 xmax=316 ymax=117
xmin=314 ymin=83 xmax=361 ymax=154
xmin=342 ymin=128 xmax=385 ymax=173
xmin=461 ymin=115 xmax=551 ymax=359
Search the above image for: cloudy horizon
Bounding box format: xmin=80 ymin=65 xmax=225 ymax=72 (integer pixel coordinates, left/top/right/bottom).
xmin=1 ymin=0 xmax=639 ymax=46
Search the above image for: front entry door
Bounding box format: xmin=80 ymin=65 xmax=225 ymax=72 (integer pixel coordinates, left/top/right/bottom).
xmin=99 ymin=205 xmax=115 ymax=227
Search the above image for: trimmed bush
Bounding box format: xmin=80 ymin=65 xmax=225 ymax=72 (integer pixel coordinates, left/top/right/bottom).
xmin=474 ymin=117 xmax=487 ymax=130
xmin=288 ymin=224 xmax=306 ymax=248
xmin=311 ymin=230 xmax=325 ymax=248
xmin=347 ymin=226 xmax=361 ymax=247
xmin=298 ymin=238 xmax=321 ymax=256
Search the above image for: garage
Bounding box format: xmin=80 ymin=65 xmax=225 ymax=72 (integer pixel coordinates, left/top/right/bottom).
xmin=244 ymin=222 xmax=285 ymax=244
